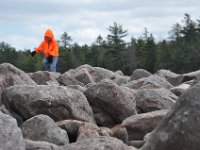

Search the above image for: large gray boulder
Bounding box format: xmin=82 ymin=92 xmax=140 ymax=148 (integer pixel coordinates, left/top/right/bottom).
xmin=2 ymin=85 xmax=95 ymax=123
xmin=64 ymin=64 xmax=130 ymax=86
xmin=0 ymin=63 xmax=36 ymax=105
xmin=134 ymin=88 xmax=177 ymax=113
xmin=72 ymin=64 xmax=116 ymax=83
xmin=21 ymin=114 xmax=69 ymax=145
xmin=130 ymin=69 xmax=151 ymax=81
xmin=84 ymin=79 xmax=137 ymax=125
xmin=123 ymin=75 xmax=173 ymax=90
xmin=122 ymin=110 xmax=168 ymax=140
xmin=111 ymin=74 xmax=130 ymax=86
xmin=67 ymin=67 xmax=95 ymax=85
xmin=57 ymin=72 xmax=85 ymax=87
xmin=0 ymin=112 xmax=25 ymax=150
xmin=156 ymin=69 xmax=200 ymax=86
xmin=141 ymin=82 xmax=200 ymax=150
xmin=28 ymin=71 xmax=61 ymax=85
xmin=155 ymin=69 xmax=182 ymax=86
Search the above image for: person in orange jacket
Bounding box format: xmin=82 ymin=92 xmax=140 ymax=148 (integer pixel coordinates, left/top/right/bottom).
xmin=31 ymin=29 xmax=59 ymax=72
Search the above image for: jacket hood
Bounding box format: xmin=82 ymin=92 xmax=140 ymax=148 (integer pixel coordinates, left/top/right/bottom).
xmin=44 ymin=29 xmax=54 ymax=39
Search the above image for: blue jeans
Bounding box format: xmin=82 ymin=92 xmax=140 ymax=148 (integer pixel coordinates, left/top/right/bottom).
xmin=42 ymin=56 xmax=58 ymax=72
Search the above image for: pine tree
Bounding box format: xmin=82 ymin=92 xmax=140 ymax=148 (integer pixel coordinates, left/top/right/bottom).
xmin=60 ymin=32 xmax=72 ymax=51
xmin=106 ymin=22 xmax=128 ymax=71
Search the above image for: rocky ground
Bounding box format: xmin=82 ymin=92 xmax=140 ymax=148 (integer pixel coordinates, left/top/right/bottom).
xmin=0 ymin=62 xmax=200 ymax=150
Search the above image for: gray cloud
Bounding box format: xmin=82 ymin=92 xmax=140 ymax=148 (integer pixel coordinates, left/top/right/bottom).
xmin=0 ymin=0 xmax=199 ymax=49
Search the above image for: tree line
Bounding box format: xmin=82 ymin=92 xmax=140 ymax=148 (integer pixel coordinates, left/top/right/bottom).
xmin=0 ymin=13 xmax=200 ymax=75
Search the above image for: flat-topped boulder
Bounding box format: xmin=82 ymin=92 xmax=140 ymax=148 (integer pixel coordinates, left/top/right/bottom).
xmin=123 ymin=74 xmax=173 ymax=90
xmin=134 ymin=88 xmax=177 ymax=113
xmin=2 ymin=85 xmax=95 ymax=124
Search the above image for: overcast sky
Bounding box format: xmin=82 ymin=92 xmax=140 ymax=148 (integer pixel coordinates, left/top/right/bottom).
xmin=0 ymin=0 xmax=199 ymax=50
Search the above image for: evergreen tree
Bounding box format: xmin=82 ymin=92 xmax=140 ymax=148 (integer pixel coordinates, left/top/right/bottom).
xmin=107 ymin=22 xmax=128 ymax=48
xmin=135 ymin=29 xmax=157 ymax=73
xmin=60 ymin=32 xmax=72 ymax=51
xmin=106 ymin=22 xmax=128 ymax=71
xmin=156 ymin=40 xmax=173 ymax=70
xmin=181 ymin=13 xmax=198 ymax=42
xmin=120 ymin=37 xmax=137 ymax=74
xmin=143 ymin=34 xmax=157 ymax=72
xmin=169 ymin=23 xmax=182 ymax=43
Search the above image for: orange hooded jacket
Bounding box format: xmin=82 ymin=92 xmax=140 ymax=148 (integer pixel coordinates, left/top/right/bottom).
xmin=35 ymin=29 xmax=59 ymax=57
